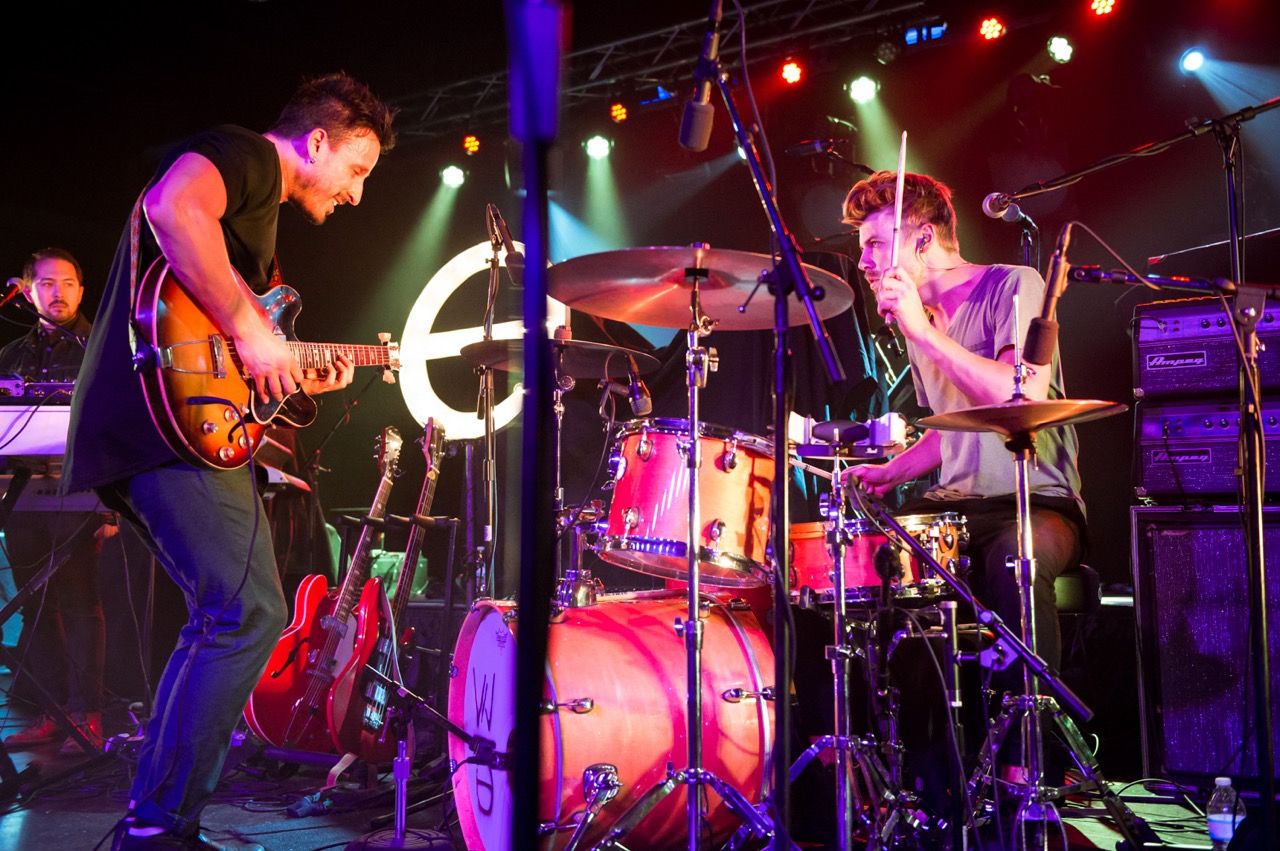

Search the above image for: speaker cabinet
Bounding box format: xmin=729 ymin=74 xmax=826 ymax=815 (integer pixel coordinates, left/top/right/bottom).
xmin=1130 ymin=505 xmax=1280 ymax=787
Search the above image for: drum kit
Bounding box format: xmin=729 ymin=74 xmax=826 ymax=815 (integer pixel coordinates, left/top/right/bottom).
xmin=441 ymin=241 xmax=1132 ymax=850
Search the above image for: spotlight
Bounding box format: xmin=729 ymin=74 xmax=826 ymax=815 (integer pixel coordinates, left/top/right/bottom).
xmin=1090 ymin=0 xmax=1116 ymax=15
xmin=1047 ymin=36 xmax=1073 ymax=64
xmin=609 ymin=102 xmax=628 ymax=123
xmin=904 ymin=23 xmax=947 ymax=46
xmin=584 ymin=135 xmax=613 ymax=160
xmin=1179 ymin=48 xmax=1205 ymax=74
xmin=979 ymin=17 xmax=1007 ymax=40
xmin=462 ymin=134 xmax=480 ymax=156
xmin=874 ymin=40 xmax=901 ymax=65
xmin=440 ymin=165 xmax=465 ymax=188
xmin=736 ymin=145 xmax=748 ymax=161
xmin=847 ymin=76 xmax=878 ymax=105
xmin=781 ymin=59 xmax=803 ymax=85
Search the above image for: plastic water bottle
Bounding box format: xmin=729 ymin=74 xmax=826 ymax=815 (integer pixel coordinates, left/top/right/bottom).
xmin=1206 ymin=776 xmax=1242 ymax=850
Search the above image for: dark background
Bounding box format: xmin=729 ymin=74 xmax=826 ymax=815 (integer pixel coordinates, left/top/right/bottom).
xmin=4 ymin=0 xmax=1278 ymax=593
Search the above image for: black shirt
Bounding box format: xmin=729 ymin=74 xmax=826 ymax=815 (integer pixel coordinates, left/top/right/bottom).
xmin=63 ymin=125 xmax=281 ymax=492
xmin=0 ymin=313 xmax=91 ymax=383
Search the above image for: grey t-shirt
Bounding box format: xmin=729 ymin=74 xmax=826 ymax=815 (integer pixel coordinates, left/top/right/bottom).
xmin=905 ymin=264 xmax=1082 ymax=508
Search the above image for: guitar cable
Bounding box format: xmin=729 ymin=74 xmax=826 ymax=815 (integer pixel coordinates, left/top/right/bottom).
xmin=102 ymin=395 xmax=263 ymax=851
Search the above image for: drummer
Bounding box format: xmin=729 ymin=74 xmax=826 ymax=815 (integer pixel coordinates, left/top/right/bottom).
xmin=840 ymin=170 xmax=1085 ymax=681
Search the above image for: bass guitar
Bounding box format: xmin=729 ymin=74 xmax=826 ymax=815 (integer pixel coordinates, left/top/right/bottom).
xmin=132 ymin=257 xmax=400 ymax=470
xmin=243 ymin=426 xmax=403 ymax=753
xmin=329 ymin=418 xmax=446 ymax=762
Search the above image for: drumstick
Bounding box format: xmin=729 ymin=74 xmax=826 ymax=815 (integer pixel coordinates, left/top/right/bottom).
xmin=890 ymin=131 xmax=907 ymax=269
xmin=788 ymin=455 xmax=834 ymax=481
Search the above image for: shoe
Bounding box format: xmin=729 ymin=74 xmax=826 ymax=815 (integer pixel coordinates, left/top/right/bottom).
xmin=117 ymin=829 xmax=265 ymax=850
xmin=3 ymin=714 xmax=61 ymax=748
xmin=59 ymin=711 xmax=106 ymax=755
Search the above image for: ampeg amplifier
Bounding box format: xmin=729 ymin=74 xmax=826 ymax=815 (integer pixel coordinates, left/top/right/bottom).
xmin=1134 ymin=399 xmax=1280 ymax=498
xmin=1132 ymin=296 xmax=1279 ymax=399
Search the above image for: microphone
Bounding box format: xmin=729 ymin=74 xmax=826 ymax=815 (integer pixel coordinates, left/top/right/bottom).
xmin=486 ymin=203 xmax=525 ymax=288
xmin=981 ymin=192 xmax=1016 ymax=220
xmin=1 ymin=278 xmax=26 ymax=309
xmin=1024 ymin=222 xmax=1073 ymax=366
xmin=678 ymin=0 xmax=724 ymax=152
xmin=874 ymin=324 xmax=904 ymax=358
xmin=625 ymin=358 xmax=652 ymax=417
xmin=785 ymin=139 xmax=837 ymax=157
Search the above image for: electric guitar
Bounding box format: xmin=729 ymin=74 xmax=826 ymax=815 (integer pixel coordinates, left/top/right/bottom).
xmin=329 ymin=418 xmax=447 ymax=762
xmin=132 ymin=257 xmax=400 ymax=470
xmin=243 ymin=427 xmax=403 ymax=753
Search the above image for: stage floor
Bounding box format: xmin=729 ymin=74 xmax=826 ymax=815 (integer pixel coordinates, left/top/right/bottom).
xmin=0 ymin=669 xmax=1214 ymax=851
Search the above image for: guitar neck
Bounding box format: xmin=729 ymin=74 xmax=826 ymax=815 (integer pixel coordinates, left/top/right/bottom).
xmin=223 ymin=341 xmax=394 ymax=371
xmin=333 ymin=472 xmax=397 ymax=623
xmin=389 ymin=426 xmax=445 ymax=619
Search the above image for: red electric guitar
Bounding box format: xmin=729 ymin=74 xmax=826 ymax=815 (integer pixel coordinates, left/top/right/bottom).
xmin=132 ymin=257 xmax=400 ymax=471
xmin=243 ymin=426 xmax=403 ymax=753
xmin=329 ymin=418 xmax=446 ymax=762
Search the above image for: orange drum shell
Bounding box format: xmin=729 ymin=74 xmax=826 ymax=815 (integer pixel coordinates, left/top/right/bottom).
xmin=599 ymin=420 xmax=774 ymax=588
xmin=447 ymin=593 xmax=776 ymax=850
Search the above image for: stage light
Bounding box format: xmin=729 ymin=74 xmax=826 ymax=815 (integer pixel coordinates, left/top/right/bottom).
xmin=638 ymin=85 xmax=676 ymax=106
xmin=440 ymin=165 xmax=465 ymax=188
xmin=1047 ymin=36 xmax=1074 ymax=64
xmin=904 ymin=23 xmax=947 ymax=46
xmin=609 ymin=102 xmax=628 ymax=123
xmin=847 ymin=76 xmax=878 ymax=105
xmin=462 ymin=135 xmax=480 ymax=156
xmin=736 ymin=145 xmax=748 ymax=160
xmin=979 ymin=17 xmax=1007 ymax=40
xmin=781 ymin=59 xmax=803 ymax=85
xmin=1090 ymin=0 xmax=1116 ymax=15
xmin=874 ymin=40 xmax=901 ymax=66
xmin=585 ymin=135 xmax=613 ymax=160
xmin=1179 ymin=48 xmax=1206 ymax=74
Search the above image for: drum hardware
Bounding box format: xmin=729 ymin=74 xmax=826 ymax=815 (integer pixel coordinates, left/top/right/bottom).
xmin=721 ymin=687 xmax=776 ymax=704
xmin=917 ymin=383 xmax=1143 ymax=847
xmin=539 ymin=697 xmax=594 ymax=714
xmin=559 ymin=765 xmax=624 ymax=851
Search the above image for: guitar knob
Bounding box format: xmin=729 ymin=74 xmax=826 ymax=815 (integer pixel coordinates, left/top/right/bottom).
xmin=217 ymin=446 xmax=236 ymax=462
xmin=201 ymin=421 xmax=219 ymax=435
xmin=223 ymin=408 xmax=237 ymax=422
xmin=238 ymin=435 xmax=249 ymax=448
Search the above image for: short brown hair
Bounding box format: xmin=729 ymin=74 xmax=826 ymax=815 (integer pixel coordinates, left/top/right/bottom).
xmin=270 ymin=71 xmax=397 ymax=152
xmin=842 ymin=170 xmax=959 ymax=251
xmin=24 ymin=247 xmax=83 ymax=284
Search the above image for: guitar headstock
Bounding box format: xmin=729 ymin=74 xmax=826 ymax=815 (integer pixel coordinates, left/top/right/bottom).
xmin=419 ymin=417 xmax=446 ymax=474
xmin=376 ymin=426 xmax=403 ymax=478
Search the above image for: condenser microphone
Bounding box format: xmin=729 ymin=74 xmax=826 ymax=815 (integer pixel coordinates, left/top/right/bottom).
xmin=981 ymin=192 xmax=1015 ymax=220
xmin=625 ymin=359 xmax=652 ymax=417
xmin=678 ymin=0 xmax=724 ymax=152
xmin=486 ymin=204 xmax=525 ymax=288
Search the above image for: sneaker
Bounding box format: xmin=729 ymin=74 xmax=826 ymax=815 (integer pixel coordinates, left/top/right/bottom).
xmin=3 ymin=714 xmax=61 ymax=748
xmin=59 ymin=711 xmax=106 ymax=755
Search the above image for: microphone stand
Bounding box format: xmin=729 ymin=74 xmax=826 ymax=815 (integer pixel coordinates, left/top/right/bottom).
xmin=709 ymin=45 xmax=847 ymax=851
xmin=991 ymin=98 xmax=1279 ymax=840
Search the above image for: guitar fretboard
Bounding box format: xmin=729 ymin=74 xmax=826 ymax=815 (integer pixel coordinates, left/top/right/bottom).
xmin=225 ymin=341 xmax=394 ymax=370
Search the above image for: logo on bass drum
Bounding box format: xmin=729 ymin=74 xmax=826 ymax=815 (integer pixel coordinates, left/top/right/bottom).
xmin=1152 ymin=448 xmax=1211 ymax=464
xmin=1146 ymin=351 xmax=1207 ymax=369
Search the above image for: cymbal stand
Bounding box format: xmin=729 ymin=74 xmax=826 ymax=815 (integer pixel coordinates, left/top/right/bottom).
xmin=597 ymin=252 xmax=774 ymax=850
xmin=787 ymin=469 xmax=927 ymax=849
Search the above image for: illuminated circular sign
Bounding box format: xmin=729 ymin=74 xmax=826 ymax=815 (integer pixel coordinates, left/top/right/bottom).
xmin=399 ymin=241 xmax=565 ymax=440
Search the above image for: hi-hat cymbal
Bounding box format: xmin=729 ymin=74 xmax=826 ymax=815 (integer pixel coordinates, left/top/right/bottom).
xmin=548 ymin=246 xmax=853 ymax=330
xmin=460 ymin=338 xmax=659 ymax=379
xmin=918 ymin=398 xmax=1128 ymax=436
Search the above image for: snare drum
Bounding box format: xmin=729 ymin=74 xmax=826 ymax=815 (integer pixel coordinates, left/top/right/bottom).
xmin=789 ymin=512 xmax=966 ymax=605
xmin=447 ymin=592 xmax=775 ymax=850
xmin=596 ymin=418 xmax=774 ymax=587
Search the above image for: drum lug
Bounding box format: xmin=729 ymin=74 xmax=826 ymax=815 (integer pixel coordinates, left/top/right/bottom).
xmin=605 ymin=450 xmax=625 ymax=490
xmin=448 ymin=664 xmax=458 ymax=679
xmin=622 ymin=506 xmax=640 ymax=531
xmin=582 ymin=762 xmax=621 ymax=805
xmin=720 ymin=437 xmax=739 ymax=471
xmin=502 ymin=608 xmax=519 ymax=624
xmin=721 ymin=686 xmax=776 ymax=703
xmin=706 ymin=518 xmax=725 ymax=542
xmin=637 ymin=426 xmax=654 ymax=461
xmin=540 ymin=697 xmax=595 ymax=715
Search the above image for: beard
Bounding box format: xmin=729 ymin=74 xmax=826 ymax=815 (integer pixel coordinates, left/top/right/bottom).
xmin=287 ymin=171 xmax=333 ymax=226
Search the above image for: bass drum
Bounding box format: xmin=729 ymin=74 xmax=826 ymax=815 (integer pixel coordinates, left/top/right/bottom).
xmin=447 ymin=591 xmax=775 ymax=850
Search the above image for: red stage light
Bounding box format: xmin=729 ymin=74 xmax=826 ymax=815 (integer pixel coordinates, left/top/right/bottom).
xmin=979 ymin=17 xmax=1007 ymax=40
xmin=781 ymin=60 xmax=803 ymax=85
xmin=462 ymin=134 xmax=480 ymax=156
xmin=610 ymin=102 xmax=628 ymax=123
xmin=1091 ymin=0 xmax=1116 ymax=15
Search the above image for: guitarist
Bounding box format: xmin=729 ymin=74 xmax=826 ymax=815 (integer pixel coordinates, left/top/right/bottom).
xmin=62 ymin=73 xmax=395 ymax=851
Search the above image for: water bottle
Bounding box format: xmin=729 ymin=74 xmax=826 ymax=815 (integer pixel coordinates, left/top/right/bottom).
xmin=1206 ymin=776 xmax=1242 ymax=850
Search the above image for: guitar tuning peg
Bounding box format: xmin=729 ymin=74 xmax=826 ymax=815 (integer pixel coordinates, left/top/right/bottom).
xmin=377 ymin=332 xmax=390 ymax=343
xmin=382 ymin=369 xmax=396 ymax=385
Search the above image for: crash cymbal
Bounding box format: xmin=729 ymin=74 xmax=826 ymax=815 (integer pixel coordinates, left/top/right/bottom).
xmin=547 ymin=246 xmax=853 ymax=330
xmin=460 ymin=338 xmax=659 ymax=379
xmin=918 ymin=398 xmax=1128 ymax=436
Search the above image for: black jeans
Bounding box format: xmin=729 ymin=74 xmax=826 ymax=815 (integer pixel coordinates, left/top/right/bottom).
xmin=101 ymin=461 xmax=286 ymax=836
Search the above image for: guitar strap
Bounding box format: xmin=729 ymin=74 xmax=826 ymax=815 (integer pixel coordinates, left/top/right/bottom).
xmin=126 ymin=190 xmax=147 ymax=364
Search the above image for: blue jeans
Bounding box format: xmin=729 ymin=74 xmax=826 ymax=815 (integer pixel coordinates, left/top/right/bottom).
xmin=101 ymin=461 xmax=286 ymax=836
